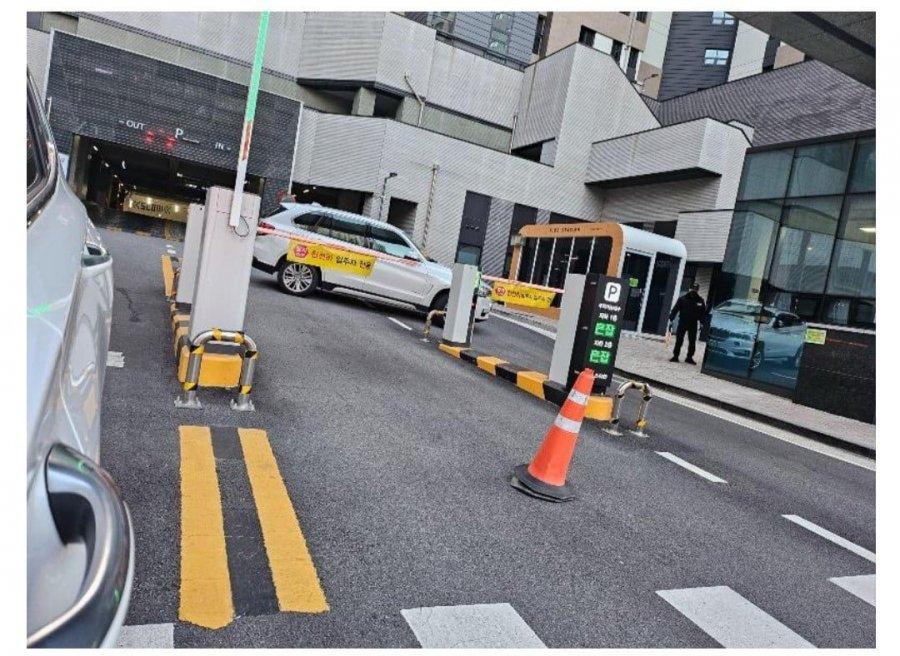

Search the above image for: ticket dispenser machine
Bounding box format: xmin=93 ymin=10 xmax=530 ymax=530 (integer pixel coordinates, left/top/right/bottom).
xmin=443 ymin=263 xmax=480 ymax=347
xmin=175 ymin=203 xmax=205 ymax=306
xmin=550 ymin=271 xmax=627 ymax=395
xmin=188 ymin=186 xmax=261 ymax=339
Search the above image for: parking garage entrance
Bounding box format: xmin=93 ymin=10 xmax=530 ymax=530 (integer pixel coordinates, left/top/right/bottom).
xmin=69 ymin=135 xmax=264 ymax=240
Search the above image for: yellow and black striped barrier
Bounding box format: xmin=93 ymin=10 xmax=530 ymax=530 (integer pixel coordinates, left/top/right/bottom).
xmin=163 ymin=254 xmax=246 ymax=391
xmin=437 ymin=343 xmax=613 ymax=421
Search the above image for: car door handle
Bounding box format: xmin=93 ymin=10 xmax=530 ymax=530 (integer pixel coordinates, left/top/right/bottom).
xmin=82 ymin=243 xmax=111 ymax=268
xmin=27 ymin=444 xmax=131 ymax=648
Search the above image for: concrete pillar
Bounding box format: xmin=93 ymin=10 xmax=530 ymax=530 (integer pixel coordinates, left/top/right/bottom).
xmin=351 ymin=87 xmax=376 ymax=117
xmin=396 ymin=96 xmax=421 ymax=124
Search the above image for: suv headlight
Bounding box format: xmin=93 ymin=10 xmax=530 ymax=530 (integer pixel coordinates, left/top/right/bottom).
xmin=477 ymin=281 xmax=491 ymax=298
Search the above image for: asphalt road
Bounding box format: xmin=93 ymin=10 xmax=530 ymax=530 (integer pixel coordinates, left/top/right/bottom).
xmin=99 ymin=227 xmax=875 ymax=648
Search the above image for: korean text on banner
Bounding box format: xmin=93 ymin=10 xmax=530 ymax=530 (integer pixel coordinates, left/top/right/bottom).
xmin=287 ymin=240 xmax=376 ymax=278
xmin=490 ymin=281 xmax=556 ymax=309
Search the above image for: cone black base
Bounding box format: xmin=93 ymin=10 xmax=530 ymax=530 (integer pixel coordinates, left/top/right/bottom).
xmin=509 ymin=464 xmax=575 ymax=502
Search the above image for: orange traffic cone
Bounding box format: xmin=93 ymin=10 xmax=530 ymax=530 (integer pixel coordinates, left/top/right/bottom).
xmin=510 ymin=368 xmax=594 ymax=502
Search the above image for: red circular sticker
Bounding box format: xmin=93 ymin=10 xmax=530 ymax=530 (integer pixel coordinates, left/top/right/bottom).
xmin=294 ymin=244 xmax=308 ymax=258
xmin=495 ymin=285 xmax=506 ymax=296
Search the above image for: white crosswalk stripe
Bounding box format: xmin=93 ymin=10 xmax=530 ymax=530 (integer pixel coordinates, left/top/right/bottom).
xmin=657 ymin=586 xmax=815 ymax=648
xmin=401 ymin=603 xmax=545 ymax=648
xmin=106 ymin=351 xmax=125 ymax=368
xmin=830 ymin=574 xmax=875 ymax=606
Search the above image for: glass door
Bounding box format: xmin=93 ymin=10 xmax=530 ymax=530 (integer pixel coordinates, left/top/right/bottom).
xmin=641 ymin=253 xmax=681 ymax=335
xmin=621 ymin=251 xmax=652 ymax=332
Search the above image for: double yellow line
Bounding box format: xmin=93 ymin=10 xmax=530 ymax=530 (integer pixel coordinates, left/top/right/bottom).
xmin=179 ymin=426 xmax=328 ymax=629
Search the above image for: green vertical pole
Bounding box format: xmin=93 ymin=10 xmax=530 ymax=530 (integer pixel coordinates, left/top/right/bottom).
xmin=229 ymin=11 xmax=270 ymax=228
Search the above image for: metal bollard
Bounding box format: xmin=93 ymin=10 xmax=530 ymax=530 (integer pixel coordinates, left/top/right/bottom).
xmin=602 ymin=384 xmax=626 ymax=436
xmin=602 ymin=380 xmax=652 ymax=437
xmin=422 ymin=309 xmax=446 ymax=341
xmin=174 ymin=329 xmax=259 ymax=411
xmin=630 ymin=390 xmax=653 ymax=437
xmin=174 ymin=333 xmax=210 ymax=409
xmin=230 ymin=334 xmax=258 ymax=412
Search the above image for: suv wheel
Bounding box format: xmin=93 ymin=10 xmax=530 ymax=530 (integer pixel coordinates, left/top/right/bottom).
xmin=278 ymin=260 xmax=319 ymax=297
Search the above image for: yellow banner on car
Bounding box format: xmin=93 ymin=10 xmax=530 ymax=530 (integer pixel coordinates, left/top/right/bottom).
xmin=490 ymin=281 xmax=556 ymax=309
xmin=286 ymin=240 xmax=375 ymax=278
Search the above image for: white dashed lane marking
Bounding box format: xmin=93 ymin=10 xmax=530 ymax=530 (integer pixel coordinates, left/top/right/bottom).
xmin=401 ymin=603 xmax=545 ymax=648
xmin=387 ymin=316 xmax=413 ymax=331
xmin=115 ymin=623 xmax=174 ymax=648
xmin=657 ymin=586 xmax=815 ymax=648
xmin=655 ymin=451 xmax=727 ymax=483
xmin=830 ymin=574 xmax=875 ymax=606
xmin=106 ymin=351 xmax=125 ymax=368
xmin=782 ymin=515 xmax=875 ymax=563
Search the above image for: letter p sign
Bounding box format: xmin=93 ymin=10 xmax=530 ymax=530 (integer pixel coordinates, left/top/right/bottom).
xmin=603 ymin=282 xmax=622 ymax=303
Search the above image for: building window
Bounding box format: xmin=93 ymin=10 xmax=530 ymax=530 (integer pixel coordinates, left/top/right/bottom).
xmin=489 ymin=12 xmax=513 ymax=56
xmin=787 ymin=141 xmax=855 ymax=198
xmin=428 ymin=12 xmax=456 ymax=34
xmin=626 ymin=47 xmax=642 ymax=81
xmin=737 ymin=150 xmax=794 ymax=200
xmin=849 ymin=137 xmax=875 ymax=193
xmin=578 ymin=26 xmax=596 ymax=46
xmin=767 ymin=196 xmax=842 ymax=310
xmin=634 ymin=12 xmax=649 ymax=23
xmin=488 ymin=30 xmax=509 ymax=55
xmin=708 ymin=136 xmax=875 ymax=394
xmin=610 ymin=40 xmax=624 ymax=65
xmin=533 ymin=14 xmax=546 ymax=54
xmin=711 ymin=11 xmax=735 ymax=26
xmin=824 ymin=193 xmax=875 ymax=327
xmin=492 ymin=12 xmax=513 ymax=32
xmin=704 ymin=48 xmax=730 ymax=65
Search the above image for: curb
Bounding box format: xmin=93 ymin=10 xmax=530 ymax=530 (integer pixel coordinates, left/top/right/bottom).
xmin=612 ymin=365 xmax=876 ymax=459
xmin=436 ymin=342 xmax=613 ymax=421
xmin=493 ymin=309 xmax=874 ymax=458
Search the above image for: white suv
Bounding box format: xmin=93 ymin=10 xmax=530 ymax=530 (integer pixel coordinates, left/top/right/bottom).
xmin=253 ymin=203 xmax=492 ymax=320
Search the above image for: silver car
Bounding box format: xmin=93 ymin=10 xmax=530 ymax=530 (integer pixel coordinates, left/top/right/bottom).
xmin=27 ymin=73 xmax=133 ymax=647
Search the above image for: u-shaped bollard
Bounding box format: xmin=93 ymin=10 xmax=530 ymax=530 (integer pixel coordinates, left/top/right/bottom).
xmin=603 ymin=380 xmax=652 ymax=437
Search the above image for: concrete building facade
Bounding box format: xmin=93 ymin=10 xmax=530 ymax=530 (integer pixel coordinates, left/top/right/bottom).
xmin=26 ymin=11 xmax=869 ymax=314
xmin=658 ymin=11 xmax=805 ymax=100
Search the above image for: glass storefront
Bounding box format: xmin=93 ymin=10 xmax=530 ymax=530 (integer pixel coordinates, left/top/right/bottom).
xmin=705 ymin=135 xmax=875 ymax=391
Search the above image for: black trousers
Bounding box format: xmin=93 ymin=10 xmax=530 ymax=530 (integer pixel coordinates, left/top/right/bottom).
xmin=673 ymin=320 xmax=698 ymax=360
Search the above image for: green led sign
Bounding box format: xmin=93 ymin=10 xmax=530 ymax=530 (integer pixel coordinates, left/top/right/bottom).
xmin=589 ymin=349 xmax=611 ymax=365
xmin=594 ymin=321 xmax=617 ymax=338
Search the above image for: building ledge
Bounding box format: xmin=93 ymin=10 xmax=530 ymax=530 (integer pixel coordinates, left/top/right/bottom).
xmin=586 ymin=118 xmax=740 ymax=187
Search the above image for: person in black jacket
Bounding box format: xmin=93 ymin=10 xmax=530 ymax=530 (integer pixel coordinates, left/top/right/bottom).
xmin=668 ymin=282 xmax=707 ymax=364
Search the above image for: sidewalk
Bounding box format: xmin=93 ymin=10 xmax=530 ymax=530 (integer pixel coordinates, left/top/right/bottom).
xmin=494 ymin=307 xmax=876 ymax=455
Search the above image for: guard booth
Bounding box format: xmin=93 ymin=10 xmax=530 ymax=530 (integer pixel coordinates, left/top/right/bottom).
xmin=507 ymin=222 xmax=686 ymax=336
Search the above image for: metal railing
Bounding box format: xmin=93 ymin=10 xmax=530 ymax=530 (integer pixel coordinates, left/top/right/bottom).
xmin=174 ymin=329 xmax=259 ymax=412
